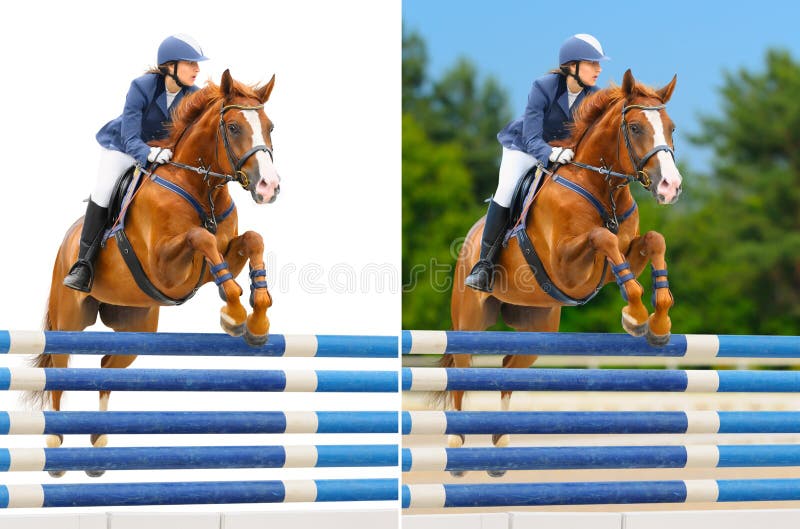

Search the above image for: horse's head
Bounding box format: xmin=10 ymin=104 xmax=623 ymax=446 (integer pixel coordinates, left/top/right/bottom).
xmin=619 ymin=69 xmax=682 ymax=204
xmin=217 ymin=69 xmax=280 ymax=204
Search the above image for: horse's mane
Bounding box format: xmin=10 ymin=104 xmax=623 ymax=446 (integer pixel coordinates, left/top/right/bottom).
xmin=560 ymin=81 xmax=664 ymax=148
xmin=161 ymin=78 xmax=264 ymax=146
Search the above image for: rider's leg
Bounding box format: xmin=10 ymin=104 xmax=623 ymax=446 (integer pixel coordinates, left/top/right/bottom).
xmin=465 ymin=148 xmax=539 ymax=293
xmin=63 ymin=148 xmax=135 ymax=293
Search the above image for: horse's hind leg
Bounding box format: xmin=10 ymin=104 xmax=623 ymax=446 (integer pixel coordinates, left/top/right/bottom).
xmin=626 ymin=230 xmax=673 ymax=346
xmin=39 ymin=260 xmax=101 ymax=476
xmin=474 ymin=304 xmax=557 ymax=477
xmin=223 ymin=230 xmax=272 ymax=346
xmin=82 ymin=304 xmax=156 ymax=477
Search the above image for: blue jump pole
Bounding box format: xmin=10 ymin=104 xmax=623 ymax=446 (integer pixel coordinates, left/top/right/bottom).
xmin=403 ymin=479 xmax=800 ymax=508
xmin=0 ymin=478 xmax=399 ymax=508
xmin=0 ymin=368 xmax=397 ymax=393
xmin=402 ymin=367 xmax=800 ymax=392
xmin=0 ymin=445 xmax=398 ymax=472
xmin=0 ymin=411 xmax=399 ymax=435
xmin=402 ymin=411 xmax=800 ymax=435
xmin=402 ymin=330 xmax=800 ymax=358
xmin=0 ymin=330 xmax=398 ymax=358
xmin=402 ymin=445 xmax=800 ymax=472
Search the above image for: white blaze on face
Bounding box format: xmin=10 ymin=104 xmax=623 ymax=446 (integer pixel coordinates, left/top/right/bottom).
xmin=243 ymin=110 xmax=280 ymax=204
xmin=644 ymin=110 xmax=682 ymax=204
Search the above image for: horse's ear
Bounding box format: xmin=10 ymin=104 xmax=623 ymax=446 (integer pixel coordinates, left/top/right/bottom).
xmin=656 ymin=74 xmax=677 ymax=104
xmin=621 ymin=69 xmax=636 ymax=97
xmin=256 ymin=74 xmax=276 ymax=103
xmin=220 ymin=69 xmax=234 ymax=98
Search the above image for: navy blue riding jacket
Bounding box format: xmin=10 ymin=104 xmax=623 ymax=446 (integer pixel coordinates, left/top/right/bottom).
xmin=96 ymin=73 xmax=199 ymax=166
xmin=497 ymin=72 xmax=598 ymax=163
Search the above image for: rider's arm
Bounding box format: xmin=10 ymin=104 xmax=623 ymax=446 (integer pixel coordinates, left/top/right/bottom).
xmin=119 ymin=78 xmax=155 ymax=166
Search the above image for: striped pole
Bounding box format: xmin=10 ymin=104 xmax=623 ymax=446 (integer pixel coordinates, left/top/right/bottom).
xmin=0 ymin=445 xmax=398 ymax=472
xmin=0 ymin=411 xmax=399 ymax=435
xmin=0 ymin=478 xmax=398 ymax=508
xmin=402 ymin=367 xmax=800 ymax=392
xmin=402 ymin=411 xmax=800 ymax=435
xmin=402 ymin=479 xmax=800 ymax=508
xmin=0 ymin=368 xmax=397 ymax=393
xmin=402 ymin=330 xmax=800 ymax=358
xmin=402 ymin=445 xmax=800 ymax=472
xmin=0 ymin=331 xmax=397 ymax=358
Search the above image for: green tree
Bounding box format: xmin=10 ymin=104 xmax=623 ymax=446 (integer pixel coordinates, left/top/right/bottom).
xmin=662 ymin=49 xmax=800 ymax=334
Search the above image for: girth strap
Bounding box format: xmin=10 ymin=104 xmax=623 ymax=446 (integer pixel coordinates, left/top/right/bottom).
xmin=115 ymin=230 xmax=206 ymax=306
xmin=515 ymin=229 xmax=607 ymax=306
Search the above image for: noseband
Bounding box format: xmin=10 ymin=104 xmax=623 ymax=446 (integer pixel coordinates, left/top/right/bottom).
xmin=619 ymin=104 xmax=674 ymax=188
xmin=219 ymin=103 xmax=274 ymax=190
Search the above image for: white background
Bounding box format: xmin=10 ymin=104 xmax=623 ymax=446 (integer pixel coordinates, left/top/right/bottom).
xmin=0 ymin=0 xmax=400 ymax=516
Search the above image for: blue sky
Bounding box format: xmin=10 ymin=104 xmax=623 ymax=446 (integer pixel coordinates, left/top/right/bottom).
xmin=403 ymin=0 xmax=800 ymax=172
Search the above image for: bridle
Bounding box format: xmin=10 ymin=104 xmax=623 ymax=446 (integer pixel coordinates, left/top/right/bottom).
xmin=567 ymin=102 xmax=674 ymax=190
xmin=166 ymin=102 xmax=273 ymax=191
xmin=218 ymin=103 xmax=273 ymax=189
xmin=619 ymin=103 xmax=675 ymax=188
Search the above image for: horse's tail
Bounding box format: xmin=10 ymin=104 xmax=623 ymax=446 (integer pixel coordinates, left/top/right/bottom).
xmin=24 ymin=292 xmax=64 ymax=410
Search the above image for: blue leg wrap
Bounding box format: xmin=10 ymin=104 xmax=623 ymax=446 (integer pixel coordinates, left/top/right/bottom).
xmin=611 ymin=261 xmax=636 ymax=302
xmin=651 ymin=265 xmax=670 ymax=308
xmin=210 ymin=261 xmax=233 ymax=301
xmin=249 ymin=267 xmax=269 ymax=308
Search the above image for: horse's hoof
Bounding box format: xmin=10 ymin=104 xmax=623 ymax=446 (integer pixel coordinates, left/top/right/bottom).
xmin=220 ymin=314 xmax=245 ymax=337
xmin=492 ymin=433 xmax=510 ymax=447
xmin=90 ymin=434 xmax=108 ymax=448
xmin=646 ymin=329 xmax=671 ymax=347
xmin=487 ymin=469 xmax=507 ymax=478
xmin=621 ymin=311 xmax=648 ymax=337
xmin=85 ymin=469 xmax=105 ymax=478
xmin=449 ymin=470 xmax=467 ymax=478
xmin=46 ymin=434 xmax=63 ymax=448
xmin=447 ymin=434 xmax=465 ymax=448
xmin=244 ymin=328 xmax=268 ymax=347
xmin=48 ymin=470 xmax=65 ymax=478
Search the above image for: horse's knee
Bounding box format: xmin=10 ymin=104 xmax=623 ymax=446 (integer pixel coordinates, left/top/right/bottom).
xmin=588 ymin=227 xmax=618 ymax=252
xmin=643 ymin=231 xmax=667 ymax=254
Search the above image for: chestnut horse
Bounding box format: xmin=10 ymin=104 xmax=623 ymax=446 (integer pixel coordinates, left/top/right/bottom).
xmin=36 ymin=70 xmax=279 ymax=474
xmin=448 ymin=70 xmax=681 ymax=466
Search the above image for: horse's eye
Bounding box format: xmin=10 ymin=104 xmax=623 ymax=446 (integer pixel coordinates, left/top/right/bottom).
xmin=269 ymin=124 xmax=275 ymax=133
xmin=227 ymin=123 xmax=240 ymax=134
xmin=629 ymin=123 xmax=641 ymax=135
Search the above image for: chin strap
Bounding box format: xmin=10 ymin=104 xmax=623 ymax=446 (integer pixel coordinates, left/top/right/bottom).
xmin=561 ymin=63 xmax=587 ymax=89
xmin=162 ymin=63 xmax=186 ymax=89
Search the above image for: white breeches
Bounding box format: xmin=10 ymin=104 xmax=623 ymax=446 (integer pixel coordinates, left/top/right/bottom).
xmin=493 ymin=147 xmax=541 ymax=208
xmin=91 ymin=147 xmax=137 ymax=207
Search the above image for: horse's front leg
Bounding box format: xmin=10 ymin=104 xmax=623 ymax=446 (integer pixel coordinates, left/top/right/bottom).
xmin=223 ymin=230 xmax=272 ymax=346
xmin=182 ymin=227 xmax=248 ymax=338
xmin=626 ymin=230 xmax=673 ymax=346
xmin=558 ymin=228 xmax=649 ymax=335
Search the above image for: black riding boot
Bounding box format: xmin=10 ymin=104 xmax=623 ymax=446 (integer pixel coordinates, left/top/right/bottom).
xmin=63 ymin=200 xmax=109 ymax=293
xmin=464 ymin=200 xmax=510 ymax=293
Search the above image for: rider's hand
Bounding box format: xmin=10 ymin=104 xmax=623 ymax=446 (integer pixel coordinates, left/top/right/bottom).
xmin=549 ymin=147 xmax=574 ymax=164
xmin=147 ymin=147 xmax=173 ymax=164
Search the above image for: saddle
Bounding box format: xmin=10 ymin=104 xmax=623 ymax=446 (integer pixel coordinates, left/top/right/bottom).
xmin=102 ymin=166 xmax=143 ymax=242
xmin=508 ymin=165 xmax=545 ymax=231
